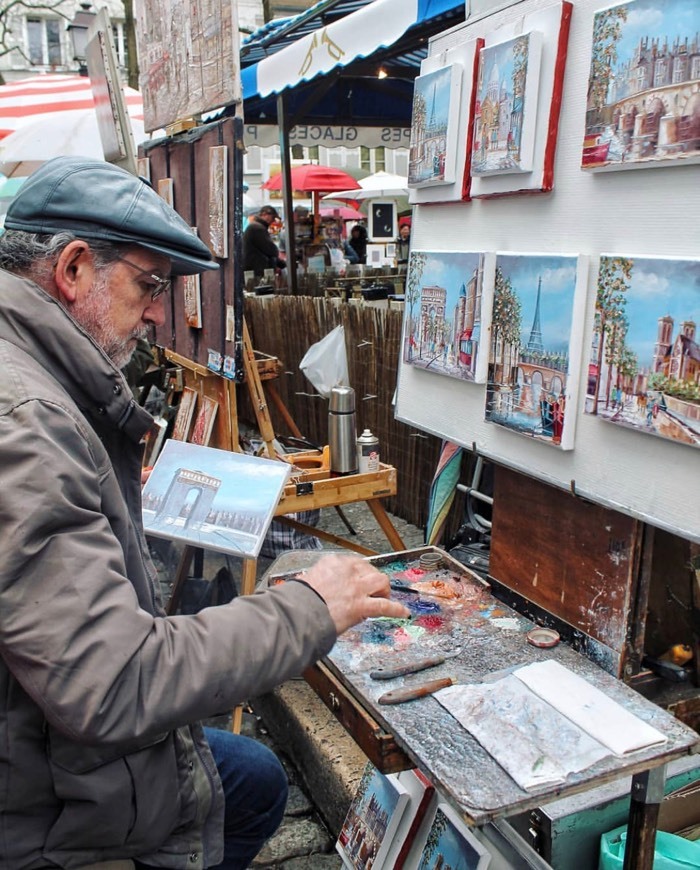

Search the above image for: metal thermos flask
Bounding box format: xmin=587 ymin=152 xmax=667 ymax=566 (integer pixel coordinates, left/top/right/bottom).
xmin=328 ymin=385 xmax=358 ymax=474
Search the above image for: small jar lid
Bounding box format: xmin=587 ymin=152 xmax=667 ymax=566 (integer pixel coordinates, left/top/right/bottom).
xmin=526 ymin=627 xmax=561 ymax=649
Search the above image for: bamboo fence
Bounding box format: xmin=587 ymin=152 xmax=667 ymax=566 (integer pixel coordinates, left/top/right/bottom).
xmin=243 ymin=296 xmax=470 ymax=537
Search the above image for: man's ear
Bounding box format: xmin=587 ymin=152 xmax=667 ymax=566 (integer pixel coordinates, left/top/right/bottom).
xmin=53 ymin=240 xmax=95 ymax=303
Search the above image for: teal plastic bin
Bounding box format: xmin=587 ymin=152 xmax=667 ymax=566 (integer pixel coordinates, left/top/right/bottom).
xmin=600 ymin=825 xmax=700 ymax=869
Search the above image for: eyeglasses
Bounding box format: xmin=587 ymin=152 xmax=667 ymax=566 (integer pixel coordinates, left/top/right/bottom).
xmin=114 ymin=254 xmax=172 ymax=301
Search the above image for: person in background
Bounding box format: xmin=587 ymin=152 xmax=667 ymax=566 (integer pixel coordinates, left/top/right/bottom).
xmin=395 ymin=221 xmax=411 ymax=266
xmin=346 ymin=223 xmax=368 ymax=265
xmin=0 ymin=156 xmax=409 ymax=870
xmin=242 ymin=204 xmax=286 ymax=277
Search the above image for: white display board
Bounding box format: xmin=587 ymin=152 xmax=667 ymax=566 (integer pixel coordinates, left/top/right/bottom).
xmin=396 ymin=0 xmax=700 ymax=543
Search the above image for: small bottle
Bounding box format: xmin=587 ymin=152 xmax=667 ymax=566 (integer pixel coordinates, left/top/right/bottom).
xmin=357 ymin=428 xmax=380 ymax=474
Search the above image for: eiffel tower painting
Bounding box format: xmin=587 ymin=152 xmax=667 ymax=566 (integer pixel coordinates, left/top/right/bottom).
xmin=526 ymin=276 xmax=544 ymax=355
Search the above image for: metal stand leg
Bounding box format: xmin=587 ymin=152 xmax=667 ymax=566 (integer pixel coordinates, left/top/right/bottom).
xmin=623 ymin=765 xmax=666 ymax=870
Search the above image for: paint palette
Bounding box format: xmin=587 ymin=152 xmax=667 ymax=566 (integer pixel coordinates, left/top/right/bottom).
xmin=330 ymin=548 xmax=493 ymax=674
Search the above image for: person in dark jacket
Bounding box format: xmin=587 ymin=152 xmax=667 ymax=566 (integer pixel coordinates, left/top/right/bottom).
xmin=346 ymin=224 xmax=368 ymax=265
xmin=0 ymin=157 xmax=408 ymax=869
xmin=242 ymin=205 xmax=286 ymax=277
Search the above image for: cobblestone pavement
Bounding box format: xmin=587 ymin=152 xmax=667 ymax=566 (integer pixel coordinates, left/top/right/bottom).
xmin=201 ymin=501 xmax=426 ymax=868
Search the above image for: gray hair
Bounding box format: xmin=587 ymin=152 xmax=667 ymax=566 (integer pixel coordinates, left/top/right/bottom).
xmin=0 ymin=230 xmax=127 ymax=283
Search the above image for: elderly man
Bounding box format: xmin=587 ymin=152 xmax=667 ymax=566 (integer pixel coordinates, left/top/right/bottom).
xmin=0 ymin=157 xmax=408 ymax=870
xmin=242 ymin=204 xmax=285 ymax=277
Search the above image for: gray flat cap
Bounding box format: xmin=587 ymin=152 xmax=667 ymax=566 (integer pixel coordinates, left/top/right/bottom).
xmin=5 ymin=156 xmax=219 ymax=275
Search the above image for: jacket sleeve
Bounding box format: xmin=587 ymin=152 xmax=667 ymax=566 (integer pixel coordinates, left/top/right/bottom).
xmin=250 ymin=222 xmax=283 ymax=266
xmin=0 ymin=399 xmax=337 ymax=746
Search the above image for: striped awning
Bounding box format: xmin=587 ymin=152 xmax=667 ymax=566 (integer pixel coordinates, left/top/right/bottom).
xmin=0 ymin=74 xmax=143 ymax=140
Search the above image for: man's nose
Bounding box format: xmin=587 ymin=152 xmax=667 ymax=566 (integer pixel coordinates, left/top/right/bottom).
xmin=144 ymin=295 xmax=166 ymax=327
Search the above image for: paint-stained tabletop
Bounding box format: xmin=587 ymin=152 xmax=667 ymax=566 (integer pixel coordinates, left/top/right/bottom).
xmin=264 ymin=547 xmax=700 ymax=825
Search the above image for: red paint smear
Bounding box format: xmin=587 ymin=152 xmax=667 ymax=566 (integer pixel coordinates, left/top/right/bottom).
xmin=413 ymin=615 xmax=445 ymax=629
xmin=396 ymin=568 xmax=426 ymax=582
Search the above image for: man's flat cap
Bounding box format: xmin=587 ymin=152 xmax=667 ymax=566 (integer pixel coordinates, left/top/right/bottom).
xmin=5 ymin=156 xmax=219 ymax=275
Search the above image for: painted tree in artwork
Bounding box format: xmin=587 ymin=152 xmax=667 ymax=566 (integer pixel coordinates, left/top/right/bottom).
xmin=417 ymin=808 xmax=450 ymax=868
xmin=405 ymin=251 xmax=428 ymax=360
xmin=587 ymin=4 xmax=629 ymax=113
xmin=603 ymin=310 xmax=629 ymax=408
xmin=592 ymin=256 xmax=633 ymax=414
xmin=490 ymin=266 xmax=522 ymax=384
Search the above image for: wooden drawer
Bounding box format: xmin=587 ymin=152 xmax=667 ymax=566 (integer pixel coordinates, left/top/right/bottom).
xmin=303 ymin=660 xmax=411 ymax=774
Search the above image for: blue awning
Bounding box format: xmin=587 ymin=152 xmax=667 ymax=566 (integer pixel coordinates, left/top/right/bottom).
xmin=242 ymin=0 xmax=464 ymax=103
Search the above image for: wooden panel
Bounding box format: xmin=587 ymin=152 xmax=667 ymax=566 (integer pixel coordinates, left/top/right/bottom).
xmin=489 ymin=465 xmax=642 ymax=672
xmin=303 ymin=661 xmax=411 ymax=774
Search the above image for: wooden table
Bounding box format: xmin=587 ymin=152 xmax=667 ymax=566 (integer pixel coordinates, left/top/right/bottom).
xmin=264 ymin=548 xmax=700 ymax=870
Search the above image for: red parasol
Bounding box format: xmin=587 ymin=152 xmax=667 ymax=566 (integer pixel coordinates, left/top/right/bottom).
xmin=320 ymin=205 xmax=365 ymax=221
xmin=263 ymin=164 xmax=359 ymax=216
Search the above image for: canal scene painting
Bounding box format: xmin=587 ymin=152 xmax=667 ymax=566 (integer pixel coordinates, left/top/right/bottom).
xmin=585 ymin=255 xmax=700 ymax=450
xmin=402 ymin=250 xmax=494 ymax=383
xmin=485 ymin=254 xmax=587 ymax=450
xmin=582 ymin=0 xmax=700 ymax=171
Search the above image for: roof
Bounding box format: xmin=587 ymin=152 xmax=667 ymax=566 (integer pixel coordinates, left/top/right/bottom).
xmin=240 ymin=0 xmax=465 ymax=126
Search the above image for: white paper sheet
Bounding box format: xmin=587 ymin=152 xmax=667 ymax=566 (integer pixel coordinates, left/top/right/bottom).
xmin=514 ymin=660 xmax=667 ymax=756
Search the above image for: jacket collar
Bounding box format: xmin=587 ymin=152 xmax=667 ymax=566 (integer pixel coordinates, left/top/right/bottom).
xmin=0 ymin=268 xmax=153 ymax=442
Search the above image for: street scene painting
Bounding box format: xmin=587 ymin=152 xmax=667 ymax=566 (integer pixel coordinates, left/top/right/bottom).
xmin=472 ymin=31 xmax=543 ymax=176
xmin=402 ymin=251 xmax=493 ymax=383
xmin=582 ymin=0 xmax=700 ymax=171
xmin=485 ymin=254 xmax=588 ymax=450
xmin=414 ymin=803 xmax=491 ymax=870
xmin=336 ymin=762 xmax=409 ymax=870
xmin=142 ymin=440 xmax=290 ymax=557
xmin=408 ymin=64 xmax=462 ymax=188
xmin=585 ymin=255 xmax=700 ymax=449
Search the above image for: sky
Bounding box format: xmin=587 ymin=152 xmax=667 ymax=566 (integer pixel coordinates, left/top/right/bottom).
xmin=599 ymin=255 xmax=700 ymax=366
xmin=143 ymin=439 xmax=290 ymax=515
xmin=601 ymin=0 xmax=699 ymax=69
xmin=415 ymin=65 xmax=453 ymax=125
xmin=497 ymin=254 xmax=579 ymax=353
xmin=415 ymin=252 xmax=482 ymax=315
xmin=478 ymin=34 xmax=520 ymax=103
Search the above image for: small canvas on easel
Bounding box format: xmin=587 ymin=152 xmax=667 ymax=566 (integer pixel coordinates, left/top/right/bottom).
xmin=582 ymin=0 xmax=700 ymax=172
xmin=585 ymin=255 xmax=700 ymax=450
xmin=336 ymin=762 xmax=410 ymax=869
xmin=183 ymin=273 xmax=202 ymax=328
xmin=409 ymin=39 xmax=482 ymax=204
xmin=485 ymin=253 xmax=589 ymax=450
xmin=189 ymin=395 xmax=218 ymax=447
xmin=402 ymin=251 xmax=496 ymax=383
xmin=142 ymin=440 xmax=291 ymax=558
xmin=469 ymin=1 xmax=573 ymax=198
xmin=171 ymin=387 xmax=197 ymax=441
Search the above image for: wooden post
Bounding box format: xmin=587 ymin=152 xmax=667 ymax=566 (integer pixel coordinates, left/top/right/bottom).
xmin=242 ymin=319 xmax=277 ymax=459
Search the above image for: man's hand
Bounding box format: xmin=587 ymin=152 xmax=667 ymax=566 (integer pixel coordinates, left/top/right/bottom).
xmin=303 ymin=554 xmax=410 ymax=635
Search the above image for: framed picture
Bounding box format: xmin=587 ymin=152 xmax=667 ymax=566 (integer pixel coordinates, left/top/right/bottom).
xmin=336 ymin=762 xmax=410 ymax=869
xmin=209 ymin=145 xmax=228 ymax=258
xmin=408 ymin=63 xmax=463 ymax=189
xmin=189 ymin=395 xmax=219 ymax=447
xmin=471 ymin=31 xmax=543 ymax=177
xmin=183 ymin=272 xmax=202 ymax=328
xmin=484 ymin=253 xmax=589 ymax=450
xmin=141 ymin=440 xmax=291 ymax=558
xmin=402 ymin=251 xmax=496 ymax=383
xmin=171 ymin=387 xmax=197 ymax=441
xmin=585 ymin=254 xmax=700 ymax=450
xmin=369 ymin=202 xmax=396 ymax=240
xmin=469 ymin=1 xmax=573 ymax=198
xmin=582 ymin=0 xmax=700 ymax=172
xmin=413 ymin=803 xmax=490 ymax=870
